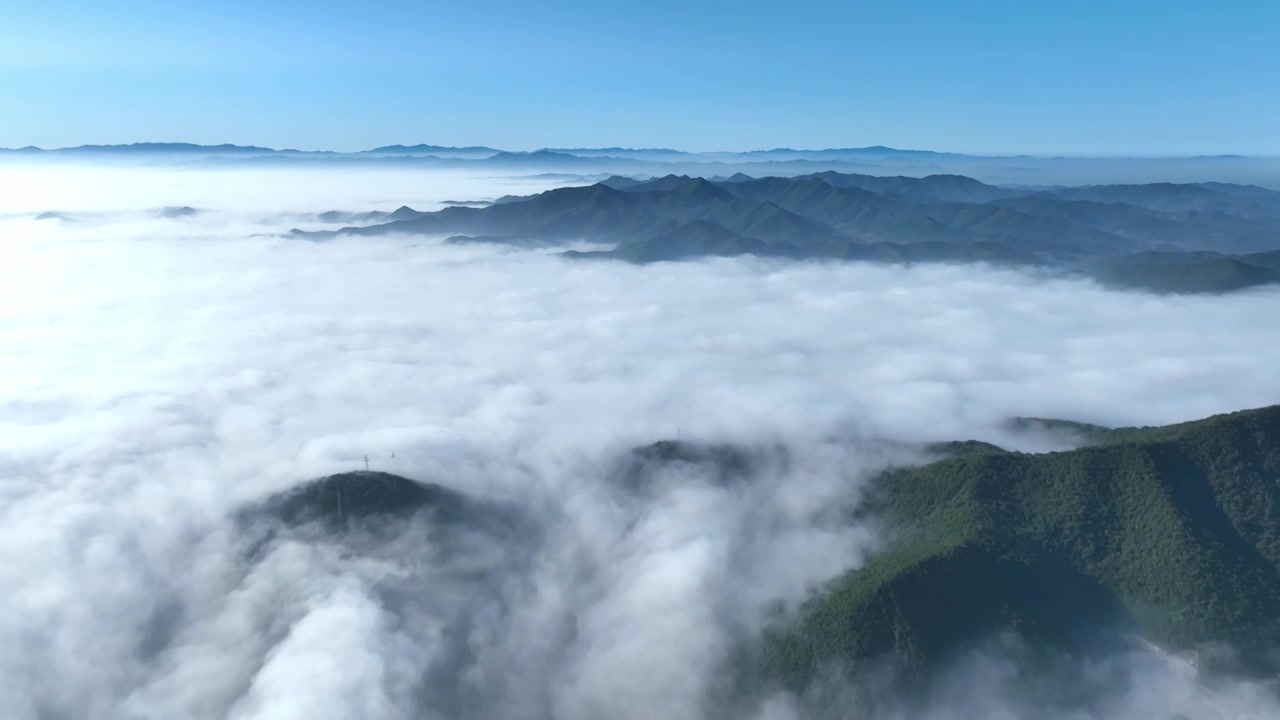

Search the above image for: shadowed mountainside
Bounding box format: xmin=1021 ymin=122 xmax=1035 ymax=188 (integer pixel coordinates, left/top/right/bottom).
xmin=757 ymin=405 xmax=1280 ymax=689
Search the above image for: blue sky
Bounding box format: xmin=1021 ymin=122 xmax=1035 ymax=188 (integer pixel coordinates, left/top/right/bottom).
xmin=3 ymin=0 xmax=1278 ymax=155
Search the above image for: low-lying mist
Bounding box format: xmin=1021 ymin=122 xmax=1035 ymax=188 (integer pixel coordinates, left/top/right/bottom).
xmin=3 ymin=167 xmax=1279 ymax=719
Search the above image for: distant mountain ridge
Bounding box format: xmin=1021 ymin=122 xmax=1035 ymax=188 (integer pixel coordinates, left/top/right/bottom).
xmin=742 ymin=145 xmax=962 ymax=158
xmin=0 ymin=142 xmax=953 ymax=155
xmin=295 ymin=170 xmax=1280 ymax=293
xmin=2 ymin=142 xmax=285 ymax=154
xmin=9 ymin=142 xmax=1277 ymax=186
xmin=361 ymin=143 xmax=498 ymax=154
xmin=0 ymin=142 xmax=1268 ymax=164
xmin=0 ymin=142 xmax=921 ymax=156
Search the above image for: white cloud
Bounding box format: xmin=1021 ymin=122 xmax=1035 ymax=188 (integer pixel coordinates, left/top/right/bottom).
xmin=2 ymin=166 xmax=1279 ymax=718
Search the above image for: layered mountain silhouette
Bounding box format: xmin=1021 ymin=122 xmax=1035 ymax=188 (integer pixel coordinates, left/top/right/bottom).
xmin=12 ymin=143 xmax=1273 ymax=189
xmin=360 ymin=144 xmax=499 ymax=156
xmin=297 ymin=172 xmax=1280 ymax=293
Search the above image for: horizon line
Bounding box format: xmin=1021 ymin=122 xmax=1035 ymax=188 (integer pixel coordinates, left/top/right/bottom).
xmin=0 ymin=141 xmax=1266 ymax=162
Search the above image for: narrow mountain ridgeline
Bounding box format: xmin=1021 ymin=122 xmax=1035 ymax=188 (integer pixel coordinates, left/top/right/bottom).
xmin=297 ymin=172 xmax=1280 ymax=293
xmin=760 ymin=405 xmax=1280 ymax=690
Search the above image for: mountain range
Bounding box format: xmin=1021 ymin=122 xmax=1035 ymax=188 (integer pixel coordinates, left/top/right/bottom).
xmin=9 ymin=142 xmax=1278 ymax=186
xmin=0 ymin=142 xmax=1263 ymax=163
xmin=247 ymin=404 xmax=1280 ymax=699
xmin=295 ymin=171 xmax=1280 ymax=293
xmin=0 ymin=142 xmax=1071 ymax=159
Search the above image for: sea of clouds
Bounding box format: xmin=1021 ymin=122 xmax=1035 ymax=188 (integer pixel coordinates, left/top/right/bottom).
xmin=2 ymin=165 xmax=1279 ymax=719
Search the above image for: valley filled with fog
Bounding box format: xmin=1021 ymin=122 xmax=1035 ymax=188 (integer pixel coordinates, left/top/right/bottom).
xmin=4 ymin=165 xmax=1280 ymax=719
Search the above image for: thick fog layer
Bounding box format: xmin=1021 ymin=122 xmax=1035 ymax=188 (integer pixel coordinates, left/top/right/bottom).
xmin=3 ymin=167 xmax=1279 ymax=719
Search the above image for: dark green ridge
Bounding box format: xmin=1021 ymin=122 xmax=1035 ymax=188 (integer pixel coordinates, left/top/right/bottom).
xmin=254 ymin=470 xmax=471 ymax=531
xmin=761 ymin=405 xmax=1280 ymax=687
